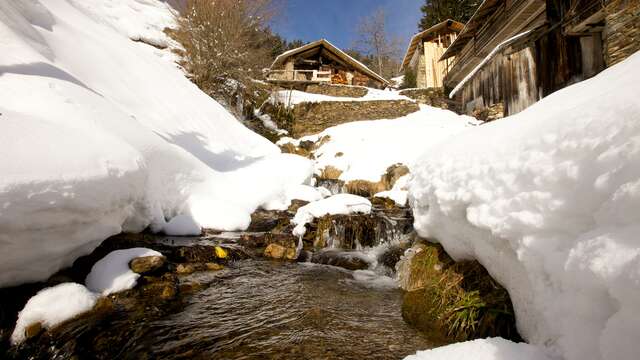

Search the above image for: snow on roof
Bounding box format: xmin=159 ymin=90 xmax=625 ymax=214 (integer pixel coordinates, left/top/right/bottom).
xmin=270 ymin=39 xmax=389 ymax=85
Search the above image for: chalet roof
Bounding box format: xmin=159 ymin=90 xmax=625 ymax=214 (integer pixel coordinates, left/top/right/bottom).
xmin=270 ymin=39 xmax=389 ymax=85
xmin=440 ymin=0 xmax=503 ymax=60
xmin=399 ymin=19 xmax=465 ymax=72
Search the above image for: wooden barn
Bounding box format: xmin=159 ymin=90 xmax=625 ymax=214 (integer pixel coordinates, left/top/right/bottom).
xmin=400 ymin=19 xmax=465 ymax=89
xmin=265 ymin=39 xmax=389 ymax=89
xmin=442 ymin=0 xmax=640 ymax=118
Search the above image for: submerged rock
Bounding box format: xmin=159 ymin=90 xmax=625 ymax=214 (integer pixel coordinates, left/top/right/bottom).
xmin=311 ymin=250 xmax=370 ymax=271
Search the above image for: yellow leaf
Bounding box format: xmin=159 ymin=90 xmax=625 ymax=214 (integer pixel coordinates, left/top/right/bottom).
xmin=214 ymin=246 xmax=228 ymax=259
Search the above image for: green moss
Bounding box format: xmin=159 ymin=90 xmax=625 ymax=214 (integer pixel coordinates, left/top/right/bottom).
xmin=402 ymin=242 xmax=521 ymax=342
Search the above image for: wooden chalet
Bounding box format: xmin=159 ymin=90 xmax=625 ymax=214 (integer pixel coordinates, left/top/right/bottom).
xmin=265 ymin=39 xmax=389 ymax=89
xmin=400 ymin=19 xmax=465 ymax=89
xmin=442 ymin=0 xmax=640 ymax=118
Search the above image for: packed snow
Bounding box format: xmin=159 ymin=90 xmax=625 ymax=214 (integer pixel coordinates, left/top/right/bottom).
xmin=409 ymin=52 xmax=640 ymax=360
xmin=292 ymin=194 xmax=372 ymax=237
xmin=163 ymin=215 xmax=202 ymax=236
xmin=0 ymin=0 xmax=312 ymax=287
xmin=10 ymin=283 xmax=98 ymax=345
xmin=280 ymin=106 xmax=479 ymax=182
xmin=86 ymin=248 xmax=162 ymax=295
xmin=404 ymin=338 xmax=552 ymax=360
xmin=271 ymin=88 xmax=411 ymax=108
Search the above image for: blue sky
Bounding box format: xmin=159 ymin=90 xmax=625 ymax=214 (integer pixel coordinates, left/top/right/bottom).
xmin=271 ymin=0 xmax=424 ymax=57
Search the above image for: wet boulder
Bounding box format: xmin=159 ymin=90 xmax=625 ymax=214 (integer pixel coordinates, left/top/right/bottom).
xmin=130 ymin=256 xmax=166 ymax=275
xmin=310 ymin=250 xmax=370 ymax=271
xmin=264 ymin=243 xmax=297 ymax=260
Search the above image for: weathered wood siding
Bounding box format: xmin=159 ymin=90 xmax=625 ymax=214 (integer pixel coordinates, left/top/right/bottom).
xmin=460 ymin=46 xmax=539 ymax=116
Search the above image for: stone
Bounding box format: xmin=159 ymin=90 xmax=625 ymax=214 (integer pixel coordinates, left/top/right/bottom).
xmin=381 ymin=164 xmax=410 ymax=189
xmin=175 ymin=263 xmax=195 ymax=275
xmin=310 ymin=250 xmax=370 ymax=271
xmin=290 ymin=100 xmax=420 ymax=137
xmin=399 ymin=88 xmax=449 ymax=109
xmin=264 ymin=243 xmax=297 ymax=260
xmin=305 ymin=83 xmax=368 ymax=98
xmin=205 ymin=263 xmax=224 ymax=271
xmin=130 ymin=256 xmax=166 ymax=275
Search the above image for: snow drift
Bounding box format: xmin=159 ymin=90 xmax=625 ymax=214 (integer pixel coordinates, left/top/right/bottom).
xmin=409 ymin=52 xmax=640 ymax=360
xmin=0 ymin=0 xmax=311 ymax=287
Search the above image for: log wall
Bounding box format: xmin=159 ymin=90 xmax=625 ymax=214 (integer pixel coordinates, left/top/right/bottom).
xmin=460 ymin=46 xmax=540 ymax=116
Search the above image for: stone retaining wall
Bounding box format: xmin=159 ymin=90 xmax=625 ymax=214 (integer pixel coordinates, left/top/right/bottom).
xmin=304 ymin=83 xmax=369 ymax=98
xmin=399 ymin=88 xmax=449 ymax=109
xmin=291 ymin=99 xmax=420 ymax=137
xmin=605 ymin=0 xmax=640 ymax=66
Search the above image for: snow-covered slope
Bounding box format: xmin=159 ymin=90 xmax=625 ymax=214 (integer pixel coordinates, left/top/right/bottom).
xmin=409 ymin=51 xmax=640 ymax=360
xmin=0 ymin=0 xmax=311 ymax=287
xmin=280 ymin=106 xmax=479 ymax=182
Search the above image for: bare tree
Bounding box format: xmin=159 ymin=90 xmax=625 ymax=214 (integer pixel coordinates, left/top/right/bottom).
xmin=355 ymin=8 xmax=401 ymax=78
xmin=170 ymin=0 xmax=280 ymax=91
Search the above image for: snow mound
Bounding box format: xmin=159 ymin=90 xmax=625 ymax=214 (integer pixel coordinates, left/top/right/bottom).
xmin=281 ymin=105 xmax=479 ymax=182
xmin=86 ymin=248 xmax=162 ymax=295
xmin=404 ymin=338 xmax=552 ymax=360
xmin=292 ymin=194 xmax=372 ymax=237
xmin=10 ymin=283 xmax=98 ymax=345
xmin=0 ymin=0 xmax=312 ymax=286
xmin=163 ymin=215 xmax=202 ymax=236
xmin=409 ymin=52 xmax=640 ymax=360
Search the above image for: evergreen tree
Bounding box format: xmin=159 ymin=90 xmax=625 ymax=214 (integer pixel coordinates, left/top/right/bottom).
xmin=418 ymin=0 xmax=481 ymax=31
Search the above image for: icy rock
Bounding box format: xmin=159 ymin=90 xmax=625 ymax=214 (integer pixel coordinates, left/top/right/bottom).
xmin=86 ymin=248 xmax=162 ymax=295
xmin=11 ymin=283 xmax=98 ymax=345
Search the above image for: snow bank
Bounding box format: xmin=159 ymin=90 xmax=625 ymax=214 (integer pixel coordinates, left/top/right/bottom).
xmin=404 ymin=338 xmax=551 ymax=360
xmin=163 ymin=215 xmax=202 ymax=236
xmin=86 ymin=248 xmax=162 ymax=295
xmin=263 ymin=184 xmax=332 ymax=211
xmin=292 ymin=194 xmax=372 ymax=237
xmin=0 ymin=0 xmax=312 ymax=287
xmin=271 ymin=88 xmax=411 ymax=107
xmin=281 ymin=106 xmax=479 ymax=182
xmin=409 ymin=52 xmax=640 ymax=360
xmin=10 ymin=283 xmax=98 ymax=345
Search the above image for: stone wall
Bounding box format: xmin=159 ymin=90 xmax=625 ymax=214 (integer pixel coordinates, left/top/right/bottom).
xmin=291 ymin=100 xmax=420 ymax=137
xmin=605 ymin=0 xmax=640 ymax=66
xmin=399 ymin=88 xmax=449 ymax=109
xmin=304 ymin=83 xmax=369 ymax=98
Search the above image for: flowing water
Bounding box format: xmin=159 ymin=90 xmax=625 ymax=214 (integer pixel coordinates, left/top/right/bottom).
xmin=127 ymin=259 xmax=437 ymax=359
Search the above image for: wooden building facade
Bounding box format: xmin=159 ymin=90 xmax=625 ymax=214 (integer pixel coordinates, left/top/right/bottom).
xmin=265 ymin=39 xmax=389 ymax=89
xmin=400 ymin=20 xmax=465 ymax=89
xmin=442 ymin=0 xmax=640 ymax=118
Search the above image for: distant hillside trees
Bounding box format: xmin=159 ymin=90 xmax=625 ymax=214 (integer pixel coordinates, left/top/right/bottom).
xmin=418 ymin=0 xmax=481 ymax=30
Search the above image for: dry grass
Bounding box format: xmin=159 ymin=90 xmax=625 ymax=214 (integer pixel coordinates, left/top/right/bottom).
xmin=319 ymin=166 xmax=343 ymax=180
xmin=344 ymin=180 xmax=386 ymax=197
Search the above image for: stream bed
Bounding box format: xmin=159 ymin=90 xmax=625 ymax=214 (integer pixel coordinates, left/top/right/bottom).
xmin=106 ymin=259 xmax=436 ymax=359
